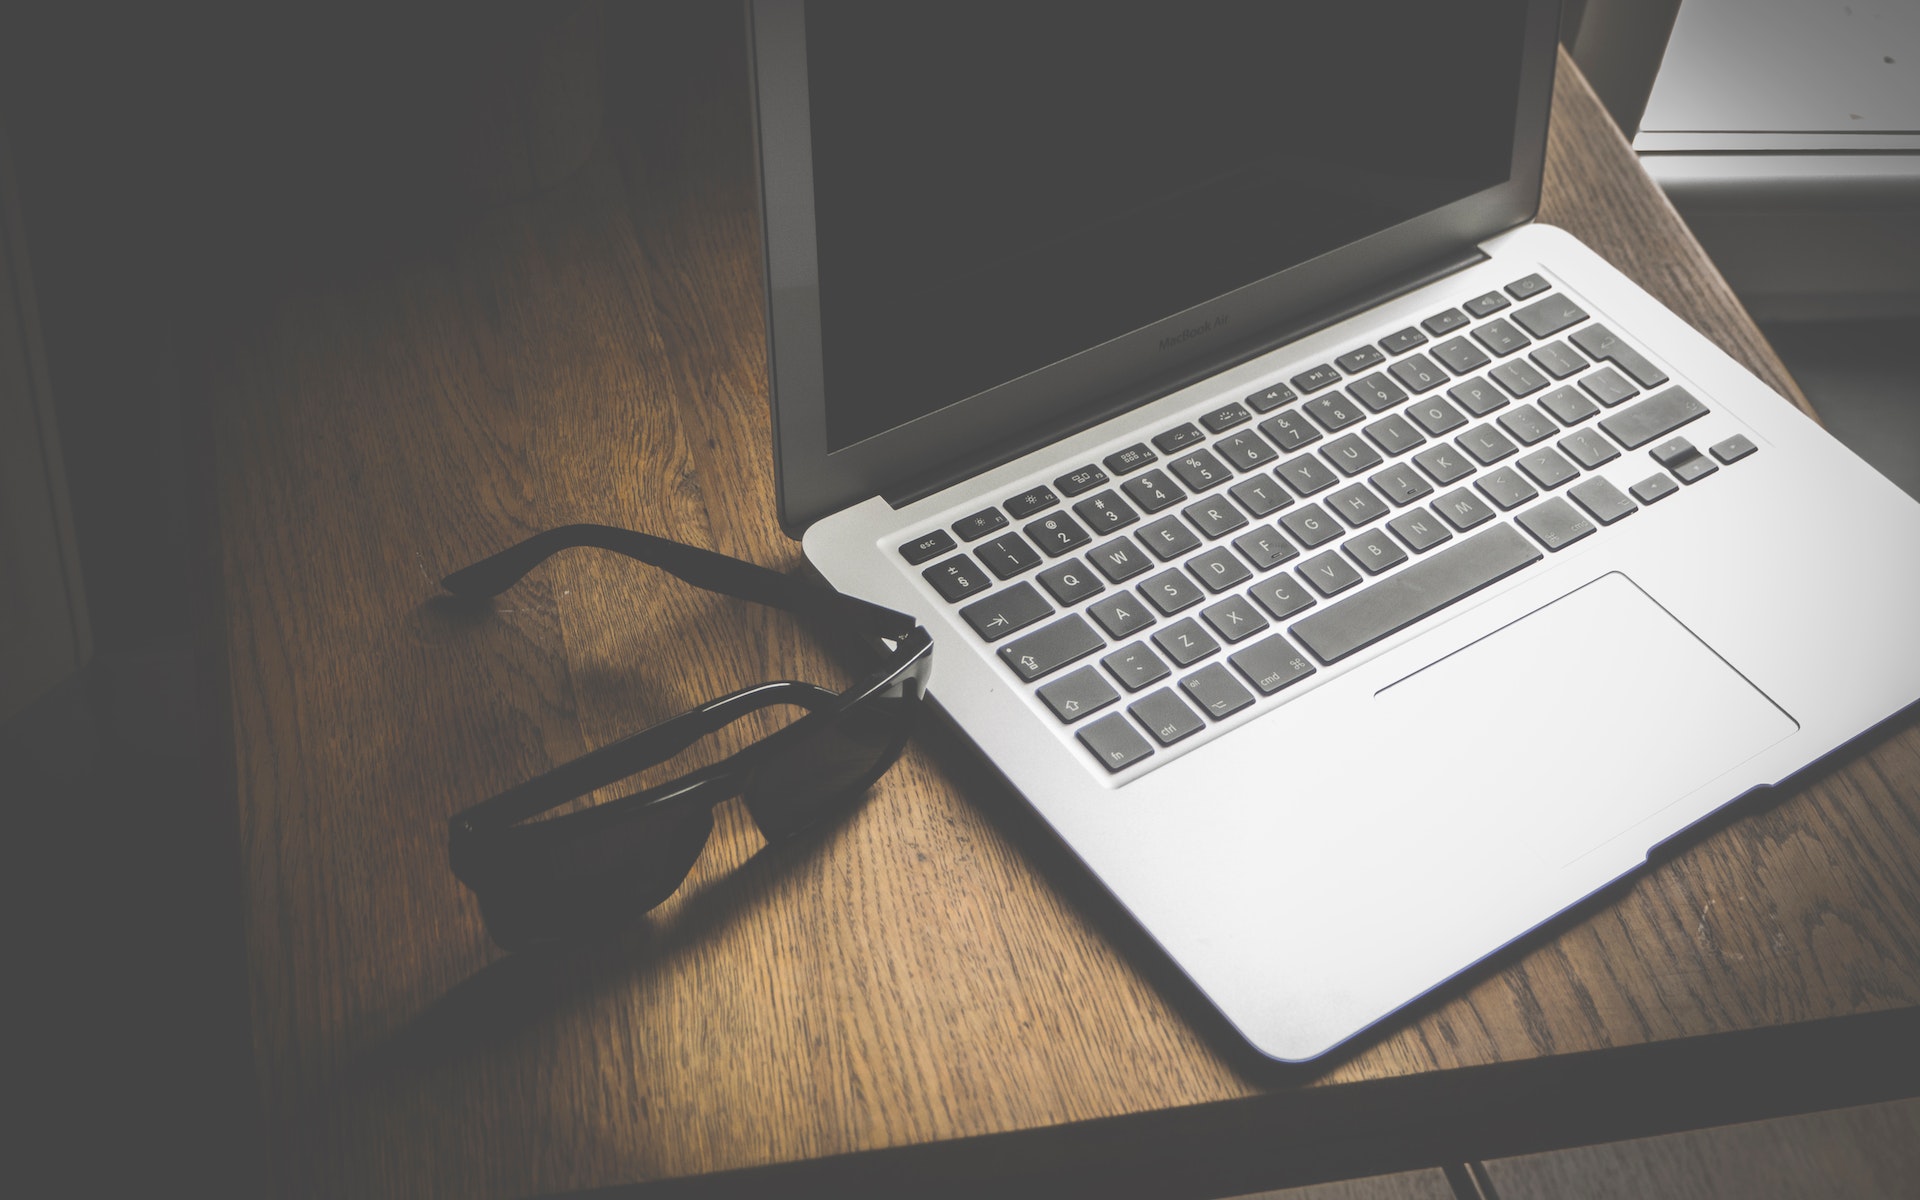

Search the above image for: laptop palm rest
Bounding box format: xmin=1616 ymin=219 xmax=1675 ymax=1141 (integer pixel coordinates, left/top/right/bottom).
xmin=1373 ymin=572 xmax=1797 ymax=868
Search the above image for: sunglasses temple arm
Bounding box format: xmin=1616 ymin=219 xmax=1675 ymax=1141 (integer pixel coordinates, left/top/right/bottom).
xmin=440 ymin=524 xmax=916 ymax=639
xmin=454 ymin=678 xmax=837 ymax=831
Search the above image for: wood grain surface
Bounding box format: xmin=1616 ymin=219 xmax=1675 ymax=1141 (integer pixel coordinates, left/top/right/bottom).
xmin=208 ymin=9 xmax=1920 ymax=1198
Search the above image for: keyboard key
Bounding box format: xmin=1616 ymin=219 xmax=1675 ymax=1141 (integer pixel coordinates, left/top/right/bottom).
xmin=960 ymin=582 xmax=1054 ymax=641
xmin=1293 ymin=364 xmax=1343 ymax=393
xmin=1129 ymin=688 xmax=1207 ymax=745
xmin=1388 ymin=353 xmax=1448 ymax=394
xmin=1140 ymin=568 xmax=1206 ymax=614
xmin=1459 ymin=423 xmax=1519 ymax=464
xmin=1104 ymin=443 xmax=1158 ymax=475
xmin=1512 ymin=292 xmax=1588 ymax=338
xmin=1433 ymin=487 xmax=1496 ymax=530
xmin=1024 ymin=512 xmax=1092 ymax=556
xmin=1473 ymin=317 xmax=1531 ymax=357
xmin=1183 ymin=495 xmax=1249 ymax=539
xmin=1200 ymin=402 xmax=1252 ymax=433
xmin=1630 ymin=473 xmax=1680 ymax=504
xmin=1343 ymin=528 xmax=1409 ymax=575
xmin=1074 ymin=489 xmax=1140 ymax=534
xmin=1580 ymin=367 xmax=1639 ymax=407
xmin=899 ymin=529 xmax=956 ymax=565
xmin=1600 ymin=386 xmax=1708 ymax=449
xmin=1674 ymin=454 xmax=1719 ymax=484
xmin=1038 ymin=558 xmax=1105 ymax=605
xmin=1348 ymin=372 xmax=1410 ymax=412
xmin=1280 ymin=502 xmax=1343 ymax=547
xmin=1276 ymin=454 xmax=1339 ymax=495
xmin=1431 ymin=335 xmax=1492 ymax=376
xmin=1138 ymin=514 xmax=1202 ymax=560
xmin=977 ymin=531 xmax=1044 ymax=579
xmin=1153 ymin=423 xmax=1207 ymax=454
xmin=1463 ymin=290 xmax=1510 ymax=318
xmin=953 ymin=508 xmax=1008 ymax=541
xmin=1153 ymin=617 xmax=1221 ymax=666
xmin=1088 ymin=536 xmax=1153 ymax=583
xmin=1202 ymin=594 xmax=1272 ymax=642
xmin=1423 ymin=308 xmax=1470 ymax=336
xmin=1188 ymin=546 xmax=1253 ymax=592
xmin=1650 ymin=436 xmax=1699 ymax=470
xmin=1711 ymin=434 xmax=1757 ymax=463
xmin=1323 ymin=432 xmax=1385 ymax=476
xmin=1214 ymin=430 xmax=1279 ymax=470
xmin=1448 ymin=376 xmax=1509 ymax=417
xmin=1229 ymin=474 xmax=1293 ymax=516
xmin=1490 ymin=358 xmax=1550 ymax=397
xmin=1038 ymin=666 xmax=1120 ymax=724
xmin=999 ymin=613 xmax=1104 ymax=681
xmin=1506 ymin=273 xmax=1550 ymax=299
xmin=1245 ymin=382 xmax=1297 ymax=412
xmin=1305 ymin=392 xmax=1366 ymax=431
xmin=1530 ymin=340 xmax=1588 ymax=379
xmin=1056 ymin=464 xmax=1109 ymax=496
xmin=1568 ymin=476 xmax=1638 ymax=525
xmin=1407 ymin=395 xmax=1468 ymax=436
xmin=1258 ymin=409 xmax=1323 ymax=452
xmin=1289 ymin=524 xmax=1541 ymax=663
xmin=1300 ymin=549 xmax=1364 ymax=596
xmin=1180 ymin=663 xmax=1257 ymax=720
xmin=1570 ymin=325 xmax=1668 ymax=389
xmin=1337 ymin=344 xmax=1386 ymax=373
xmin=1005 ymin=486 xmax=1059 ymax=519
xmin=1368 ymin=463 xmax=1435 ymax=506
xmin=1077 ymin=712 xmax=1153 ymax=771
xmin=1231 ymin=525 xmax=1299 ymax=570
xmin=1102 ymin=641 xmax=1171 ymax=690
xmin=1388 ymin=508 xmax=1453 ymax=553
xmin=924 ymin=554 xmax=990 ymax=602
xmin=1497 ymin=403 xmax=1557 ymax=445
xmin=1539 ymin=385 xmax=1600 ymax=426
xmin=1516 ymin=447 xmax=1579 ymax=490
xmin=1413 ymin=443 xmax=1476 ymax=485
xmin=1379 ymin=327 xmax=1428 ymax=354
xmin=1168 ymin=448 xmax=1233 ymax=491
xmin=1477 ymin=466 xmax=1539 ymax=510
xmin=1250 ymin=573 xmax=1316 ymax=620
xmin=1121 ymin=468 xmax=1185 ymax=512
xmin=1328 ymin=482 xmax=1391 ymax=527
xmin=1089 ymin=591 xmax=1156 ymax=637
xmin=1229 ymin=634 xmax=1317 ymax=694
xmin=1364 ymin=413 xmax=1426 ymax=456
xmin=1557 ymin=428 xmax=1620 ymax=470
xmin=1516 ymin=496 xmax=1596 ymax=551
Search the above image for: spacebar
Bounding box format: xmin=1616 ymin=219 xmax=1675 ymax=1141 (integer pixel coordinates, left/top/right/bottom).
xmin=1289 ymin=524 xmax=1542 ymax=663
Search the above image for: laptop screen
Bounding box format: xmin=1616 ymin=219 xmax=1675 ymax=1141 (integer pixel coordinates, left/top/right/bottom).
xmin=804 ymin=2 xmax=1530 ymax=453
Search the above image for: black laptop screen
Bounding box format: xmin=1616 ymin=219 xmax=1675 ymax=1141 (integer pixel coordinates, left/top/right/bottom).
xmin=804 ymin=1 xmax=1529 ymax=453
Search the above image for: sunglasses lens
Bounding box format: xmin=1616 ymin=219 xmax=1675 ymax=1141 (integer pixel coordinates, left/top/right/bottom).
xmin=475 ymin=802 xmax=715 ymax=951
xmin=743 ymin=691 xmax=918 ymax=840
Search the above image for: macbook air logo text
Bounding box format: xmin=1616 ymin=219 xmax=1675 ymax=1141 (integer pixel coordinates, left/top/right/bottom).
xmin=1159 ymin=312 xmax=1230 ymax=351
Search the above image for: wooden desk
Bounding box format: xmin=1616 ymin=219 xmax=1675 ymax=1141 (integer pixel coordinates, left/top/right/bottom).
xmin=208 ymin=12 xmax=1920 ymax=1198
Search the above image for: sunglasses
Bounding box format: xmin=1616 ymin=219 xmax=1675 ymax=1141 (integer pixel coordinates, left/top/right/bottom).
xmin=442 ymin=524 xmax=932 ymax=952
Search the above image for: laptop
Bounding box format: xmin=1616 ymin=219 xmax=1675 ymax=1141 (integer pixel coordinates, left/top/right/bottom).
xmin=747 ymin=0 xmax=1920 ymax=1061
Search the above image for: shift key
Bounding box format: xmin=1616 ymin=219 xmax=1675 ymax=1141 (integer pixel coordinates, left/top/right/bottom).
xmin=999 ymin=614 xmax=1105 ymax=681
xmin=1599 ymin=386 xmax=1709 ymax=449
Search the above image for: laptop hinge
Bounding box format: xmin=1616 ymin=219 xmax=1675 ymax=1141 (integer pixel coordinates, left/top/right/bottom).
xmin=882 ymin=244 xmax=1490 ymax=511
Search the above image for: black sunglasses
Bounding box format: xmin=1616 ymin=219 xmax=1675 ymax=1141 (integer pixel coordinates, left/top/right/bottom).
xmin=442 ymin=524 xmax=932 ymax=952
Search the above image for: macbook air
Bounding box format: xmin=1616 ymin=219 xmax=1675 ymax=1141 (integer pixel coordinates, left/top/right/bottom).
xmin=747 ymin=0 xmax=1920 ymax=1061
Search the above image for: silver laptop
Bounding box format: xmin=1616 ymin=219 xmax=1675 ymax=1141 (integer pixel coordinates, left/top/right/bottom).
xmin=747 ymin=0 xmax=1920 ymax=1061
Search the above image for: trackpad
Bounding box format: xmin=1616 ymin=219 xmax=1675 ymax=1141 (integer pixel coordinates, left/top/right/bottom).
xmin=1375 ymin=572 xmax=1797 ymax=867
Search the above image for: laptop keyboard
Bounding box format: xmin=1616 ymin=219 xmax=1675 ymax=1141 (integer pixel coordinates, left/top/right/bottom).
xmin=897 ymin=273 xmax=1760 ymax=776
